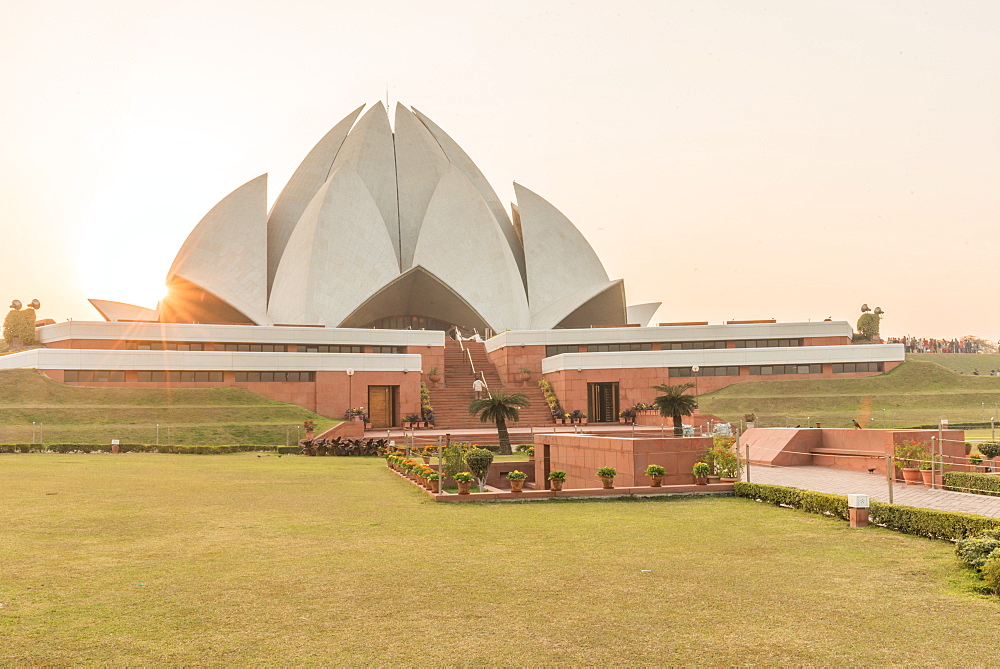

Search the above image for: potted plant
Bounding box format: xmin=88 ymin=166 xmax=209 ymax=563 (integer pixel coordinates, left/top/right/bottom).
xmin=596 ymin=466 xmax=617 ymax=489
xmin=645 ymin=464 xmax=665 ymax=487
xmin=426 ymin=367 xmax=442 ymax=385
xmin=403 ymin=413 xmax=421 ymax=429
xmin=970 ymin=453 xmax=984 ymax=473
xmin=506 ymin=469 xmax=527 ymax=492
xmin=420 ymin=445 xmax=436 ymax=464
xmin=453 ymin=471 xmax=474 ymax=495
xmin=692 ymin=461 xmax=710 ymax=485
xmin=619 ymin=407 xmax=637 ymax=425
xmin=548 ymin=470 xmax=567 ymax=491
xmin=517 ymin=367 xmax=533 ymax=384
xmin=744 ymin=412 xmax=756 ymax=429
xmin=894 ymin=441 xmax=925 ymax=485
xmin=426 ymin=471 xmax=441 ymax=493
xmin=303 ymin=419 xmax=315 ymax=440
xmin=570 ymin=409 xmax=587 ymax=424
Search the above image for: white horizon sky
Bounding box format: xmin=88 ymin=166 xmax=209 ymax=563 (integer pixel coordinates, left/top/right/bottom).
xmin=1 ymin=0 xmax=997 ymax=340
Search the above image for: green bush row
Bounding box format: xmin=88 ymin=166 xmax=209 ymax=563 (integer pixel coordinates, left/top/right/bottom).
xmin=734 ymin=482 xmax=1000 ymax=541
xmin=943 ymin=471 xmax=1000 ymax=498
xmin=733 ymin=482 xmax=849 ymax=520
xmin=0 ymin=443 xmax=278 ymax=455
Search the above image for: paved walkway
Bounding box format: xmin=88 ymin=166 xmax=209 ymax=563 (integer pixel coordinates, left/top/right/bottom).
xmin=745 ymin=465 xmax=1000 ymax=518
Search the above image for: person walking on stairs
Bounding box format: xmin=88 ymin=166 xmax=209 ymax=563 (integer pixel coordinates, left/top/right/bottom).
xmin=473 ymin=377 xmax=486 ymax=400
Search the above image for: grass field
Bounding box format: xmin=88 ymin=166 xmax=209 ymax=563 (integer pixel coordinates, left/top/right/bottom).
xmin=1 ymin=454 xmax=998 ymax=665
xmin=699 ymin=360 xmax=1000 ymax=428
xmin=907 ymin=352 xmax=1000 ymax=375
xmin=0 ymin=369 xmax=336 ymax=445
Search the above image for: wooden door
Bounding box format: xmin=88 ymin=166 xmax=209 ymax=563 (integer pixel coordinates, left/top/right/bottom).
xmin=588 ymin=382 xmax=619 ymax=423
xmin=368 ymin=386 xmax=396 ymax=428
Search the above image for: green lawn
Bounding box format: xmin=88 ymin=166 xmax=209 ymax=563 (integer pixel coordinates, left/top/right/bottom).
xmin=700 ymin=360 xmax=1000 ymax=428
xmin=0 ymin=369 xmax=336 ymax=445
xmin=907 ymin=352 xmax=1000 ymax=375
xmin=1 ymin=454 xmax=997 ymax=665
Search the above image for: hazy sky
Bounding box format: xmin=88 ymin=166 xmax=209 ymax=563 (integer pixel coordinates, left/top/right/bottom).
xmin=1 ymin=0 xmax=997 ymax=339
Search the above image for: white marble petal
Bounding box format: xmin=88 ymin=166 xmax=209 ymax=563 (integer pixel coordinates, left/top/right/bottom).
xmin=266 ymin=105 xmax=363 ymax=292
xmin=87 ymin=299 xmax=158 ymax=322
xmin=328 ymin=102 xmax=400 ymax=267
xmin=267 ymin=164 xmax=400 ymax=326
xmin=411 ymin=166 xmax=530 ymax=332
xmin=167 ymin=174 xmax=270 ymax=324
xmin=393 ymin=103 xmax=450 ymax=270
xmin=411 ymin=107 xmax=526 ymax=285
xmin=627 ymin=302 xmax=662 ymax=327
xmin=516 ymin=182 xmax=616 ymax=324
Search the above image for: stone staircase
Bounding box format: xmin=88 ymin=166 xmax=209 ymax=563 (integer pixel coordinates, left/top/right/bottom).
xmin=427 ymin=339 xmax=554 ymax=430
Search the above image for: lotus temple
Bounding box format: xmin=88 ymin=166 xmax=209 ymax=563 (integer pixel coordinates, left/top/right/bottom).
xmin=0 ymin=102 xmax=904 ymax=428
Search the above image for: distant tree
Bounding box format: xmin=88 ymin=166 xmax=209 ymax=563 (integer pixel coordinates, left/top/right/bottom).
xmin=469 ymin=390 xmax=530 ymax=455
xmin=857 ymin=312 xmax=880 ymax=342
xmin=652 ymin=382 xmax=698 ymax=437
xmin=3 ymin=306 xmax=37 ymax=349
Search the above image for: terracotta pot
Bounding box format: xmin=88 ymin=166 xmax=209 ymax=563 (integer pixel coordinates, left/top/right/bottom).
xmin=422 ymin=456 xmax=431 ymax=464
xmin=510 ymin=479 xmax=525 ymax=492
xmin=600 ymin=476 xmax=615 ymax=489
xmin=720 ymin=477 xmax=738 ymax=483
xmin=695 ymin=476 xmax=708 ymax=485
xmin=901 ymin=468 xmax=922 ymax=485
xmin=428 ymin=374 xmax=441 ymax=385
xmin=549 ymin=479 xmax=564 ymax=491
xmin=428 ymin=479 xmax=440 ymax=493
xmin=650 ymin=475 xmax=663 ymax=487
xmin=707 ymin=475 xmax=721 ymax=484
xmin=457 ymin=480 xmax=472 ymax=495
xmin=518 ymin=372 xmax=531 ymax=384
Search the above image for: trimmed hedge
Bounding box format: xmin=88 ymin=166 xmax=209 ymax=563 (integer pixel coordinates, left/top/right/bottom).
xmin=733 ymin=482 xmax=848 ymax=520
xmin=734 ymin=482 xmax=1000 ymax=541
xmin=0 ymin=443 xmax=278 ymax=455
xmin=943 ymin=471 xmax=1000 ymax=497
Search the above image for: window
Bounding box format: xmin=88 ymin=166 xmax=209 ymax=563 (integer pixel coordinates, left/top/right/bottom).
xmin=545 ymin=345 xmax=580 ymax=357
xmin=372 ymin=346 xmax=404 ymax=354
xmin=749 ymin=364 xmax=822 ymax=375
xmin=125 ymin=341 xmax=204 ymax=351
xmin=296 ymin=344 xmax=364 ymax=353
xmin=65 ymin=370 xmax=126 ymax=382
xmin=663 ymin=341 xmax=727 ymax=350
xmin=669 ymin=366 xmax=740 ymax=377
xmin=235 ymin=371 xmax=314 ymax=382
xmin=833 ymin=362 xmax=883 ymax=373
xmin=734 ymin=339 xmax=803 ymax=348
xmin=585 ymin=343 xmax=653 ymax=353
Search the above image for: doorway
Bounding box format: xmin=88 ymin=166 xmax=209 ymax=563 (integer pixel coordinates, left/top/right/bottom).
xmin=588 ymin=382 xmax=619 ymax=423
xmin=367 ymin=385 xmax=398 ymax=428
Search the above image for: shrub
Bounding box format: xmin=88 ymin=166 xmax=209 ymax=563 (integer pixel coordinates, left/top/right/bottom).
xmin=983 ymin=556 xmax=1000 ymax=595
xmin=868 ymin=502 xmax=1000 ymax=541
xmin=453 ymin=472 xmax=474 ymax=482
xmin=538 ymin=377 xmax=561 ymax=414
xmin=464 ymin=448 xmax=494 ymax=491
xmin=734 ymin=483 xmax=848 ymax=520
xmin=955 ymin=532 xmax=1000 ymax=570
xmin=548 ymin=470 xmax=567 ymax=480
xmin=943 ymin=471 xmax=1000 ymax=497
xmin=645 ymin=464 xmax=665 ymax=476
xmin=857 ymin=311 xmax=880 ymax=340
xmin=3 ymin=307 xmax=37 ymax=348
xmin=506 ymin=470 xmax=527 ymax=480
xmin=442 ymin=445 xmax=466 ymax=480
xmin=596 ymin=466 xmax=617 ymax=478
xmin=979 ymin=441 xmax=1000 ymax=460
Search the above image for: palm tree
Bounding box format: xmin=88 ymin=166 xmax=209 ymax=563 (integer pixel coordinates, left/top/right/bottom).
xmin=469 ymin=390 xmax=530 ymax=455
xmin=652 ymin=382 xmax=697 ymax=437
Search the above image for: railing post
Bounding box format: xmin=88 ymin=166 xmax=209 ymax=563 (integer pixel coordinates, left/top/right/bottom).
xmin=885 ymin=454 xmax=894 ymax=504
xmin=745 ymin=443 xmax=751 ymax=483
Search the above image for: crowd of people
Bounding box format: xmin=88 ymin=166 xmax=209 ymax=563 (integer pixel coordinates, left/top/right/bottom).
xmin=886 ymin=337 xmax=988 ymax=354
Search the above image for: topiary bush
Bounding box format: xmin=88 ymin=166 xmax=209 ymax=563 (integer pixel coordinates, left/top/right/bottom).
xmin=978 ymin=441 xmax=1000 ymax=460
xmin=856 ymin=312 xmax=880 ymax=341
xmin=3 ymin=307 xmax=37 ymax=348
xmin=464 ymin=448 xmax=494 ymax=492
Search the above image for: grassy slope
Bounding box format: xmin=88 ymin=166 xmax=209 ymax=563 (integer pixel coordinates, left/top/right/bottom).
xmin=0 ymin=369 xmax=336 ymax=445
xmin=907 ymin=352 xmax=1000 ymax=375
xmin=0 ymin=455 xmax=997 ymax=665
xmin=699 ymin=360 xmax=1000 ymax=427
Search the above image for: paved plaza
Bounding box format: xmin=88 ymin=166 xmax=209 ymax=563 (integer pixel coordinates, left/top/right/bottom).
xmin=745 ymin=464 xmax=1000 ymax=519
